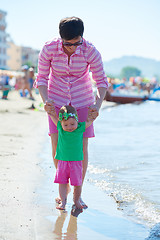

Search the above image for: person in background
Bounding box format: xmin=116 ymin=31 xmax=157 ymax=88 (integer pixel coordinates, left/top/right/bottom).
xmin=34 ymin=16 xmax=108 ymax=207
xmin=28 ymin=67 xmax=35 ymax=96
xmin=0 ymin=73 xmax=11 ymax=100
xmin=21 ymin=65 xmax=35 ymax=100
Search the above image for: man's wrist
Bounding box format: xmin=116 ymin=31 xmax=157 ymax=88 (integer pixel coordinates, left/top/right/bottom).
xmin=94 ymin=102 xmax=101 ymax=111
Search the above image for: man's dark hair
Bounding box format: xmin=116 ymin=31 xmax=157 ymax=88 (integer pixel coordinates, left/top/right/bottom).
xmin=59 ymin=17 xmax=84 ymax=40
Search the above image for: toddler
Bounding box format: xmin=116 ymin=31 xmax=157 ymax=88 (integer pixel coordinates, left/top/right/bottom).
xmin=49 ymin=105 xmax=94 ymax=210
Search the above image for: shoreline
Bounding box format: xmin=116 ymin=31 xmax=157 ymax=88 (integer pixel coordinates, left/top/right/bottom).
xmin=0 ymin=90 xmax=149 ymax=239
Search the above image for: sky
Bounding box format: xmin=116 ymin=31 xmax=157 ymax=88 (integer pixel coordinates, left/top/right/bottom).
xmin=1 ymin=0 xmax=160 ymax=62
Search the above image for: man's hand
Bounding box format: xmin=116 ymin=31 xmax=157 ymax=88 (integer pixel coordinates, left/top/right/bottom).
xmin=88 ymin=104 xmax=99 ymax=121
xmin=44 ymin=99 xmax=56 ymax=116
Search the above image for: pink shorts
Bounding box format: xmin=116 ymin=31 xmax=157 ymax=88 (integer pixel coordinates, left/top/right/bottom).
xmin=48 ymin=106 xmax=95 ymax=138
xmin=54 ymin=160 xmax=83 ymax=186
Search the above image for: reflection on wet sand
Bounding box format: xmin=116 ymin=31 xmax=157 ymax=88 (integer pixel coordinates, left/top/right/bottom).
xmin=53 ymin=208 xmax=82 ymax=240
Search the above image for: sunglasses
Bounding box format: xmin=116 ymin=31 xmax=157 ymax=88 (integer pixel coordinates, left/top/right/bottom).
xmin=63 ymin=39 xmax=83 ymax=47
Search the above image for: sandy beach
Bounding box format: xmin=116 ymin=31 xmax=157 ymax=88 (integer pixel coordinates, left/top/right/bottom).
xmin=0 ymin=90 xmax=149 ymax=240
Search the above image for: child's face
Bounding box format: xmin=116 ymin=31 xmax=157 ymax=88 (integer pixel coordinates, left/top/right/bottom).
xmin=61 ymin=117 xmax=78 ymax=132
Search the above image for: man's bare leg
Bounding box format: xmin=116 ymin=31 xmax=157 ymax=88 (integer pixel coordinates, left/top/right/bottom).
xmin=50 ymin=133 xmax=58 ymax=168
xmin=82 ymin=138 xmax=88 ymax=182
xmin=79 ymin=137 xmax=88 ymax=208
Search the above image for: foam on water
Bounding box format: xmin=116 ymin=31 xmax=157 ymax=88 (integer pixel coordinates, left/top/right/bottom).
xmin=87 ymin=163 xmax=160 ymax=229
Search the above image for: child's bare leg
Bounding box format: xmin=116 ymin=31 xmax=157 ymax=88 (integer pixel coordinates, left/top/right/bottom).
xmin=82 ymin=138 xmax=88 ymax=182
xmin=56 ymin=184 xmax=67 ymax=210
xmin=55 ymin=183 xmax=71 ymax=204
xmin=73 ymin=185 xmax=83 ymax=209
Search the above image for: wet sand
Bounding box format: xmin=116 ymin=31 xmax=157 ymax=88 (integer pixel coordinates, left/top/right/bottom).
xmin=0 ymin=90 xmax=149 ymax=240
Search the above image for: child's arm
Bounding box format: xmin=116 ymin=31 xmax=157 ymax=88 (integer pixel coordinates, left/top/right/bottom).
xmin=50 ymin=114 xmax=58 ymax=126
xmin=85 ymin=115 xmax=95 ymax=129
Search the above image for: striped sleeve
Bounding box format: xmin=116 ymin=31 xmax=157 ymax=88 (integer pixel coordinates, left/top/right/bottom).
xmin=87 ymin=45 xmax=108 ymax=89
xmin=34 ymin=44 xmax=52 ymax=88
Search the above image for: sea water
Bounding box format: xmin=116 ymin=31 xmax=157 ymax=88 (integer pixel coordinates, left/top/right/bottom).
xmin=87 ymin=100 xmax=160 ymax=232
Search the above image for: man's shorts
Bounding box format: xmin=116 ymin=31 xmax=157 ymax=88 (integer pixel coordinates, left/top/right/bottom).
xmin=54 ymin=160 xmax=83 ymax=186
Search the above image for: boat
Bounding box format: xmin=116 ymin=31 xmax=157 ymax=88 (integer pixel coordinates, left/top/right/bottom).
xmin=148 ymin=89 xmax=160 ymax=101
xmin=105 ymin=91 xmax=148 ymax=104
xmin=148 ymin=96 xmax=160 ymax=102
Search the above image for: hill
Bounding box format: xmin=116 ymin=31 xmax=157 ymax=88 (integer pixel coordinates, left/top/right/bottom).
xmin=103 ymin=56 xmax=160 ymax=78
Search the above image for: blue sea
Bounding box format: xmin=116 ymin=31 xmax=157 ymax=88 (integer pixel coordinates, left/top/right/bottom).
xmin=86 ymin=100 xmax=160 ymax=236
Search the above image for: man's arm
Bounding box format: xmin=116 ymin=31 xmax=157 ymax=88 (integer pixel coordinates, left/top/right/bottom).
xmin=95 ymin=87 xmax=107 ymax=110
xmin=38 ymin=85 xmax=55 ymax=115
xmin=88 ymin=87 xmax=107 ymax=120
xmin=38 ymin=85 xmax=48 ymax=103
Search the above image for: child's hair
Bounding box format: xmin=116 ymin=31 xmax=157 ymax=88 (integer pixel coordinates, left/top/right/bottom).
xmin=59 ymin=105 xmax=78 ymax=121
xmin=59 ymin=105 xmax=77 ymax=115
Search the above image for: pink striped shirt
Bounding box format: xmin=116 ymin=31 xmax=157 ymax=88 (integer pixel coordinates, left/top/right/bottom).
xmin=35 ymin=38 xmax=108 ymax=109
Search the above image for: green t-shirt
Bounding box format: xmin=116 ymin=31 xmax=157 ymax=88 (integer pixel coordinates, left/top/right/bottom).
xmin=55 ymin=121 xmax=86 ymax=161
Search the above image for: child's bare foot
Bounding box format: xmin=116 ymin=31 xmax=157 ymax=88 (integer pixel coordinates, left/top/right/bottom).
xmin=71 ymin=208 xmax=83 ymax=217
xmin=56 ymin=199 xmax=66 ymax=210
xmin=74 ymin=200 xmax=83 ymax=209
xmin=55 ymin=197 xmax=61 ymax=204
xmin=79 ymin=197 xmax=88 ymax=209
xmin=56 ymin=203 xmax=65 ymax=210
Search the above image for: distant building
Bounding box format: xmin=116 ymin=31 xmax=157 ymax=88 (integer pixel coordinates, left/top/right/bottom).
xmin=7 ymin=43 xmax=39 ymax=71
xmin=21 ymin=46 xmax=39 ymax=69
xmin=1 ymin=9 xmax=40 ymax=71
xmin=7 ymin=41 xmax=22 ymax=71
xmin=0 ymin=9 xmax=9 ymax=70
